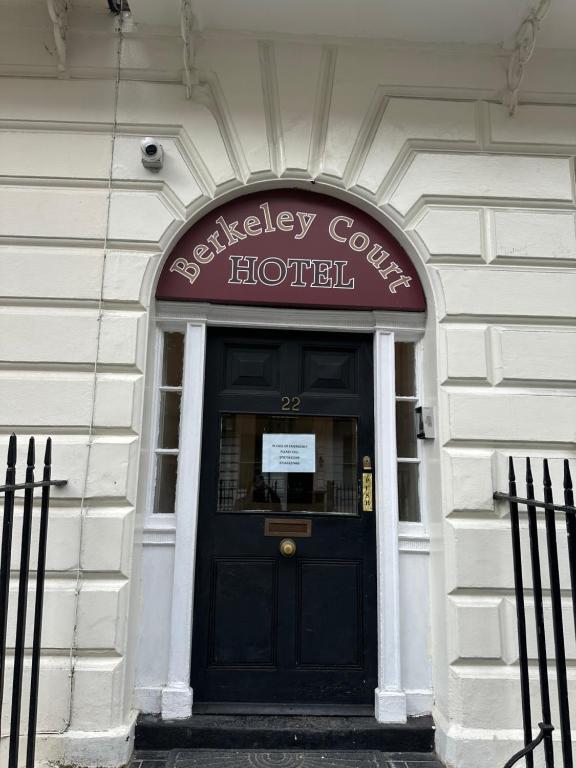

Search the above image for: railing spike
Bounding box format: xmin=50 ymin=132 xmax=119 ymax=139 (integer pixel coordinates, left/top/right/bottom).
xmin=564 ymin=459 xmax=573 ymax=492
xmin=509 ymin=456 xmax=516 ymax=482
xmin=7 ymin=433 xmax=16 ymax=467
xmin=526 ymin=456 xmax=533 ymax=484
xmin=43 ymin=436 xmax=52 ymax=466
xmin=26 ymin=436 xmax=35 ymax=467
xmin=543 ymin=458 xmax=552 ymax=488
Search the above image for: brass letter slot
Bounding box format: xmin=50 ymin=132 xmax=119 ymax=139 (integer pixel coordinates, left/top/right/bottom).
xmin=264 ymin=518 xmax=312 ymax=538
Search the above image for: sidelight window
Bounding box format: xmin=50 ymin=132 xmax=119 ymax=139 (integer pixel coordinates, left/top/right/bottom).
xmin=153 ymin=331 xmax=184 ymax=513
xmin=395 ymin=342 xmax=421 ymax=522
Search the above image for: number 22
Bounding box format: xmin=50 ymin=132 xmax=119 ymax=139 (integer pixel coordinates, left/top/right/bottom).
xmin=281 ymin=396 xmax=301 ymax=411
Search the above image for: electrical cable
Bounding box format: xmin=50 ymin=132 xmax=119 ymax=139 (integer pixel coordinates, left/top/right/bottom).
xmin=60 ymin=6 xmax=124 ymax=735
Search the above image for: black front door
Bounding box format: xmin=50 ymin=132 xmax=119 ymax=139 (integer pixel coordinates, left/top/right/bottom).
xmin=191 ymin=328 xmax=377 ymax=714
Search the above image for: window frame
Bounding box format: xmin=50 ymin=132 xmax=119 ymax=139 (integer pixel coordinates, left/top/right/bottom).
xmin=144 ymin=324 xmax=186 ymax=526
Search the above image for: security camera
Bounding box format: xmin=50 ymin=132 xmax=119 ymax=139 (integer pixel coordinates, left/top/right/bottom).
xmin=141 ymin=137 xmax=163 ymax=171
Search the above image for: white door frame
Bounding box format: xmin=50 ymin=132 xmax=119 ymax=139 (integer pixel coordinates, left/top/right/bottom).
xmin=158 ymin=302 xmax=425 ymax=722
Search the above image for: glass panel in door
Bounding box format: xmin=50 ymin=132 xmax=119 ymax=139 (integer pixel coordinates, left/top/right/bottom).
xmin=217 ymin=413 xmax=358 ymax=515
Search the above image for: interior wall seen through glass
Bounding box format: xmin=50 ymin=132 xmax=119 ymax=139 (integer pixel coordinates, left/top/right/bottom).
xmin=163 ymin=332 xmax=184 ymax=386
xmin=154 ymin=453 xmax=178 ymax=514
xmin=394 ymin=342 xmax=415 ymax=396
xmin=397 ymin=462 xmax=420 ymax=522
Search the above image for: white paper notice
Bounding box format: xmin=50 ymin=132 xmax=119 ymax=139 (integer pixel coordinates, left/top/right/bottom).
xmin=261 ymin=434 xmax=316 ymax=473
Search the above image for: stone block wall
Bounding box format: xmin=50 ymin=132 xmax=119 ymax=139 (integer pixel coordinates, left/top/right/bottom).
xmin=0 ymin=5 xmax=575 ymax=766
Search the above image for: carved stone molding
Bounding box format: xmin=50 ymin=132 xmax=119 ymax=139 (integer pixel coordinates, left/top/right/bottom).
xmin=46 ymin=0 xmax=71 ymax=75
xmin=504 ymin=0 xmax=552 ymax=116
xmin=181 ymin=0 xmax=202 ymax=99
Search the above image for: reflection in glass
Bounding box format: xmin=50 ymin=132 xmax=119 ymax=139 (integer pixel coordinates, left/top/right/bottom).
xmin=155 ymin=453 xmax=178 ymax=513
xmin=395 ymin=401 xmax=417 ymax=458
xmin=163 ymin=332 xmax=184 ymax=386
xmin=397 ymin=462 xmax=420 ymax=522
xmin=217 ymin=414 xmax=358 ymax=515
xmin=395 ymin=343 xmax=415 ymax=396
xmin=158 ymin=391 xmax=181 ymax=449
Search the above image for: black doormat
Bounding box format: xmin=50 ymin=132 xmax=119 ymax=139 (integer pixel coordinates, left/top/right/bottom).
xmin=166 ymin=750 xmax=444 ymax=768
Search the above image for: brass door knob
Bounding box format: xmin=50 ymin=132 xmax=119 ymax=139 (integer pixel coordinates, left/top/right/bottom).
xmin=279 ymin=538 xmax=296 ymax=557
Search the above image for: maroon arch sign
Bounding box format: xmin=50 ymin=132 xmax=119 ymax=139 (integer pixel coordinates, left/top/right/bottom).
xmin=156 ymin=190 xmax=425 ymax=312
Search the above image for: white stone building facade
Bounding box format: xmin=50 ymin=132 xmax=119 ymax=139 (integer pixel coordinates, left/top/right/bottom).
xmin=0 ymin=0 xmax=575 ymax=766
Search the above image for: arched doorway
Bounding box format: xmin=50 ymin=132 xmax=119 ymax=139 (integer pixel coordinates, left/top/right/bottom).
xmin=135 ymin=187 xmax=432 ymax=724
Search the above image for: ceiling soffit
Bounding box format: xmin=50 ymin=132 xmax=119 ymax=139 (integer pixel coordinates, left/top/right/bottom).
xmin=125 ymin=0 xmax=575 ymax=51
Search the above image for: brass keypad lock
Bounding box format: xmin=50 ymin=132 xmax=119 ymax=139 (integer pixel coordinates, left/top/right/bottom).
xmin=362 ymin=455 xmax=373 ymax=512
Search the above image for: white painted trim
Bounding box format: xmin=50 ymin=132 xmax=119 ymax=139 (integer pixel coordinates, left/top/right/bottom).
xmin=375 ymin=689 xmax=407 ymax=722
xmin=399 ymin=536 xmax=430 ymax=554
xmin=374 ymin=330 xmax=407 ymax=723
xmin=142 ymin=527 xmax=176 ymax=546
xmin=156 ymin=301 xmax=426 ymax=339
xmin=399 ymin=520 xmax=430 ymax=553
xmin=161 ymin=322 xmax=206 ymax=719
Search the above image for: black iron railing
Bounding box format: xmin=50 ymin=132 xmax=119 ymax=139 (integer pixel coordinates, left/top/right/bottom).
xmin=495 ymin=457 xmax=576 ymax=768
xmin=0 ymin=435 xmax=66 ymax=768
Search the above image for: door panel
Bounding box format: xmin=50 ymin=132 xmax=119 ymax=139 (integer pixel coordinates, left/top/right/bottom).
xmin=209 ymin=559 xmax=278 ymax=667
xmin=297 ymin=560 xmax=362 ymax=667
xmin=224 ymin=344 xmax=281 ymax=390
xmin=192 ymin=328 xmax=377 ymax=712
xmin=301 ymin=348 xmax=358 ymax=392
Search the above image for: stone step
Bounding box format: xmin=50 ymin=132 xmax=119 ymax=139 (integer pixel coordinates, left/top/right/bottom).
xmin=135 ymin=715 xmax=435 ymax=753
